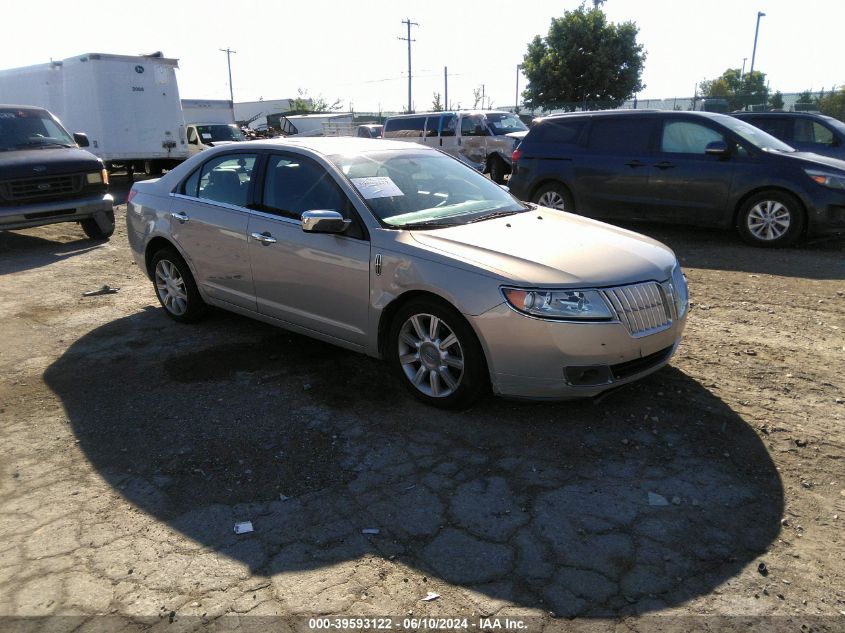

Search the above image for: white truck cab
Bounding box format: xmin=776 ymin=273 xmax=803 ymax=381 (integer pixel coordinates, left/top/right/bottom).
xmin=185 ymin=123 xmax=245 ymax=155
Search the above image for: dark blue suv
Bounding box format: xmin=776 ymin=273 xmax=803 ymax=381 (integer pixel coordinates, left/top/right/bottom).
xmin=508 ymin=110 xmax=845 ymax=247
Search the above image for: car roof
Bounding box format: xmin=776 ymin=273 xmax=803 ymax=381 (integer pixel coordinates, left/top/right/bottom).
xmin=0 ymin=104 xmax=50 ymax=111
xmin=539 ymin=109 xmax=725 ymax=121
xmin=246 ymin=136 xmax=435 ymax=155
xmin=732 ymin=111 xmax=829 ymax=118
xmin=385 ymin=109 xmax=511 ymax=118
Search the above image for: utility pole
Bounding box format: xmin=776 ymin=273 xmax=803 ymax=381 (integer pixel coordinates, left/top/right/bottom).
xmin=398 ymin=19 xmax=418 ymax=113
xmin=482 ymin=84 xmax=485 ymax=110
xmin=444 ymin=66 xmax=448 ymax=111
xmin=515 ymin=64 xmax=522 ymax=112
xmin=220 ymin=48 xmax=236 ymax=103
xmin=749 ymin=12 xmax=765 ymax=77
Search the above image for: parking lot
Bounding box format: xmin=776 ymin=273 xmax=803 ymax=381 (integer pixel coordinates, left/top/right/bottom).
xmin=0 ymin=182 xmax=843 ymax=629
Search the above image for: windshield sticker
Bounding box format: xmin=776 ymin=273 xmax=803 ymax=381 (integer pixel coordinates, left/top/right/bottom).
xmin=351 ymin=176 xmax=404 ymax=199
xmin=201 ymin=133 xmax=212 ymax=140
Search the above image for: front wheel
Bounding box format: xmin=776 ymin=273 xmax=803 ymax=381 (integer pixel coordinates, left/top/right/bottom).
xmin=80 ymin=211 xmax=115 ymax=240
xmin=389 ymin=299 xmax=488 ymax=409
xmin=737 ymin=191 xmax=804 ymax=247
xmin=532 ymin=182 xmax=574 ymax=212
xmin=150 ymin=247 xmax=207 ymax=323
xmin=488 ymin=156 xmax=507 ymax=184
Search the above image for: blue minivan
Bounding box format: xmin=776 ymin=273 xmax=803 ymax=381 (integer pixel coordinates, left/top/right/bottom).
xmin=508 ymin=110 xmax=845 ymax=247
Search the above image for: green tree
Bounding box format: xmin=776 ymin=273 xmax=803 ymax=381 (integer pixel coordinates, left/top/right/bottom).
xmin=289 ymin=88 xmax=343 ymax=113
xmin=431 ymin=92 xmax=443 ymax=112
xmin=817 ymin=85 xmax=845 ymax=121
xmin=768 ymin=90 xmax=784 ymax=110
xmin=699 ymin=68 xmax=767 ymax=110
xmin=521 ymin=4 xmax=645 ymax=111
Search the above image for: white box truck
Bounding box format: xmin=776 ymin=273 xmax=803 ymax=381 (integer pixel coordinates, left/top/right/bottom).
xmin=0 ymin=52 xmax=189 ymax=175
xmin=181 ymin=99 xmax=245 ymax=156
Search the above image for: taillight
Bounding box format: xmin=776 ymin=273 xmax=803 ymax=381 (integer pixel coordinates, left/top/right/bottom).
xmin=126 ymin=188 xmax=138 ymax=205
xmin=511 ymin=147 xmax=522 ymax=171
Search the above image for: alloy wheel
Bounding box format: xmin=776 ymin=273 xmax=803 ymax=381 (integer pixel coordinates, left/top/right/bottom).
xmin=746 ymin=200 xmax=791 ymax=241
xmin=397 ymin=313 xmax=465 ymax=398
xmin=155 ymin=259 xmax=189 ymax=316
xmin=537 ymin=190 xmax=567 ymax=210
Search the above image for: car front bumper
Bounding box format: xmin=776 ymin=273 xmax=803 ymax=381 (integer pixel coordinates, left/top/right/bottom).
xmin=471 ymin=303 xmax=686 ymax=400
xmin=0 ymin=193 xmax=114 ymax=231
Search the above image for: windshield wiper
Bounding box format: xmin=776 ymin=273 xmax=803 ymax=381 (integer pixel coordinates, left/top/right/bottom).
xmin=393 ymin=220 xmax=457 ymax=229
xmin=467 ymin=209 xmax=525 ymax=224
xmin=13 ymin=141 xmax=75 ymax=149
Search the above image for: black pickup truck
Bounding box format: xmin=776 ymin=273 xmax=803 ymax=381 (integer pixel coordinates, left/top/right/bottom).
xmin=0 ymin=105 xmax=114 ymax=239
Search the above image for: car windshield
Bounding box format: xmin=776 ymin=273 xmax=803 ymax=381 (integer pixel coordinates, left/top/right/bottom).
xmin=719 ymin=116 xmax=796 ymax=152
xmin=0 ymin=108 xmax=76 ymax=150
xmin=485 ymin=112 xmax=528 ymax=135
xmin=197 ymin=124 xmax=245 ymax=143
xmin=330 ymin=150 xmax=528 ymax=228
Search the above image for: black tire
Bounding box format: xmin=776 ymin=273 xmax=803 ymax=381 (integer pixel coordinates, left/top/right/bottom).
xmin=80 ymin=211 xmax=115 ymax=240
xmin=388 ymin=298 xmax=488 ymax=409
xmin=737 ymin=190 xmax=805 ymax=247
xmin=144 ymin=160 xmax=163 ymax=177
xmin=532 ymin=182 xmax=574 ymax=212
xmin=150 ymin=246 xmax=207 ymax=323
xmin=489 ymin=155 xmax=508 ymax=184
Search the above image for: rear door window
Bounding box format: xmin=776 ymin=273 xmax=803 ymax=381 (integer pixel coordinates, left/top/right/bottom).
xmin=794 ymin=119 xmax=835 ymax=146
xmin=659 ymin=121 xmax=726 ymax=154
xmin=530 ymin=119 xmax=586 ymax=144
xmin=188 ymin=153 xmax=258 ymax=207
xmin=383 ymin=117 xmax=426 ymax=138
xmin=439 ymin=114 xmax=457 ymax=137
xmin=587 ymin=117 xmax=655 ymax=153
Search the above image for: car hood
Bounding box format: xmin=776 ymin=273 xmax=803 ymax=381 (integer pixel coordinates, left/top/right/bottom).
xmin=505 ymin=131 xmax=528 ymax=141
xmin=410 ymin=208 xmax=677 ymax=286
xmin=779 ymin=150 xmax=845 ymax=172
xmin=0 ymin=146 xmax=103 ymax=180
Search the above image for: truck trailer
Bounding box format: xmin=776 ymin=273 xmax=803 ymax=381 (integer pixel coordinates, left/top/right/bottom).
xmin=0 ymin=52 xmax=189 ymax=174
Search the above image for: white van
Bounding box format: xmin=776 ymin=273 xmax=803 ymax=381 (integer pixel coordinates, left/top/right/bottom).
xmin=382 ymin=110 xmax=528 ymax=183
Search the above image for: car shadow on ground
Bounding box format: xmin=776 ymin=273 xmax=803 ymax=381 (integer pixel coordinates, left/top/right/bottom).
xmin=609 ymin=221 xmax=844 ymax=281
xmin=0 ymin=230 xmax=104 ymax=275
xmin=44 ymin=308 xmax=783 ymax=617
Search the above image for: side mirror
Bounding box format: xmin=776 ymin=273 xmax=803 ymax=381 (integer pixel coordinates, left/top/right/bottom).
xmin=705 ymin=140 xmax=730 ymax=157
xmin=301 ymin=210 xmax=351 ymax=234
xmin=73 ymin=132 xmax=89 ymax=147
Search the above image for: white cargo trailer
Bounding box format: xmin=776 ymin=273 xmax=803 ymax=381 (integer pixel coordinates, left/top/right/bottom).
xmin=0 ymin=52 xmax=189 ymax=174
xmin=181 ymin=99 xmax=235 ymax=125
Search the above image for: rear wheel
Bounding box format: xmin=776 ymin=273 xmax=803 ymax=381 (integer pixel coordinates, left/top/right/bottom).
xmin=80 ymin=211 xmax=115 ymax=240
xmin=533 ymin=182 xmax=574 ymax=212
xmin=737 ymin=190 xmax=804 ymax=247
xmin=389 ymin=299 xmax=488 ymax=409
xmin=150 ymin=247 xmax=207 ymax=323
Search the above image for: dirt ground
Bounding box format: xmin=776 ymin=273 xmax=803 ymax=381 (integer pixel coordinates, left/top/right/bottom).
xmin=0 ymin=183 xmax=843 ymax=632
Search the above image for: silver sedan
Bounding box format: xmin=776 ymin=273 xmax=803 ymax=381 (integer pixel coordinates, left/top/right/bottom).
xmin=126 ymin=137 xmax=688 ymax=408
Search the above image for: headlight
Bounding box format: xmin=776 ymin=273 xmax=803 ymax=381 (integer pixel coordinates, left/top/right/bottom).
xmin=86 ymin=169 xmax=109 ymax=185
xmin=502 ymin=287 xmax=613 ymax=320
xmin=805 ymin=169 xmax=845 ymax=190
xmin=671 ymin=264 xmax=689 ymax=319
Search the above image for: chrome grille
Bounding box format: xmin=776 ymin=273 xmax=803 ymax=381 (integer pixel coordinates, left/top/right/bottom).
xmin=602 ymin=281 xmax=673 ymax=337
xmin=0 ymin=174 xmax=83 ymax=202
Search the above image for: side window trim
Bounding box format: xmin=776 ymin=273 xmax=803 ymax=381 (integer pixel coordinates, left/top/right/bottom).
xmin=175 ymin=151 xmax=262 ymax=208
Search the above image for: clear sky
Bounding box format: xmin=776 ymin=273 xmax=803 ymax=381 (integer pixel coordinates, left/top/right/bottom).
xmin=1 ymin=0 xmax=843 ymax=112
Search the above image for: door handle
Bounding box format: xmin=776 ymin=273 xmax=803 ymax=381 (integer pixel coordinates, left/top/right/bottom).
xmin=654 ymin=161 xmax=675 ymax=170
xmin=170 ymin=211 xmax=189 ymax=223
xmin=250 ymin=231 xmax=277 ymax=245
xmin=625 ymin=160 xmax=645 ymax=168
